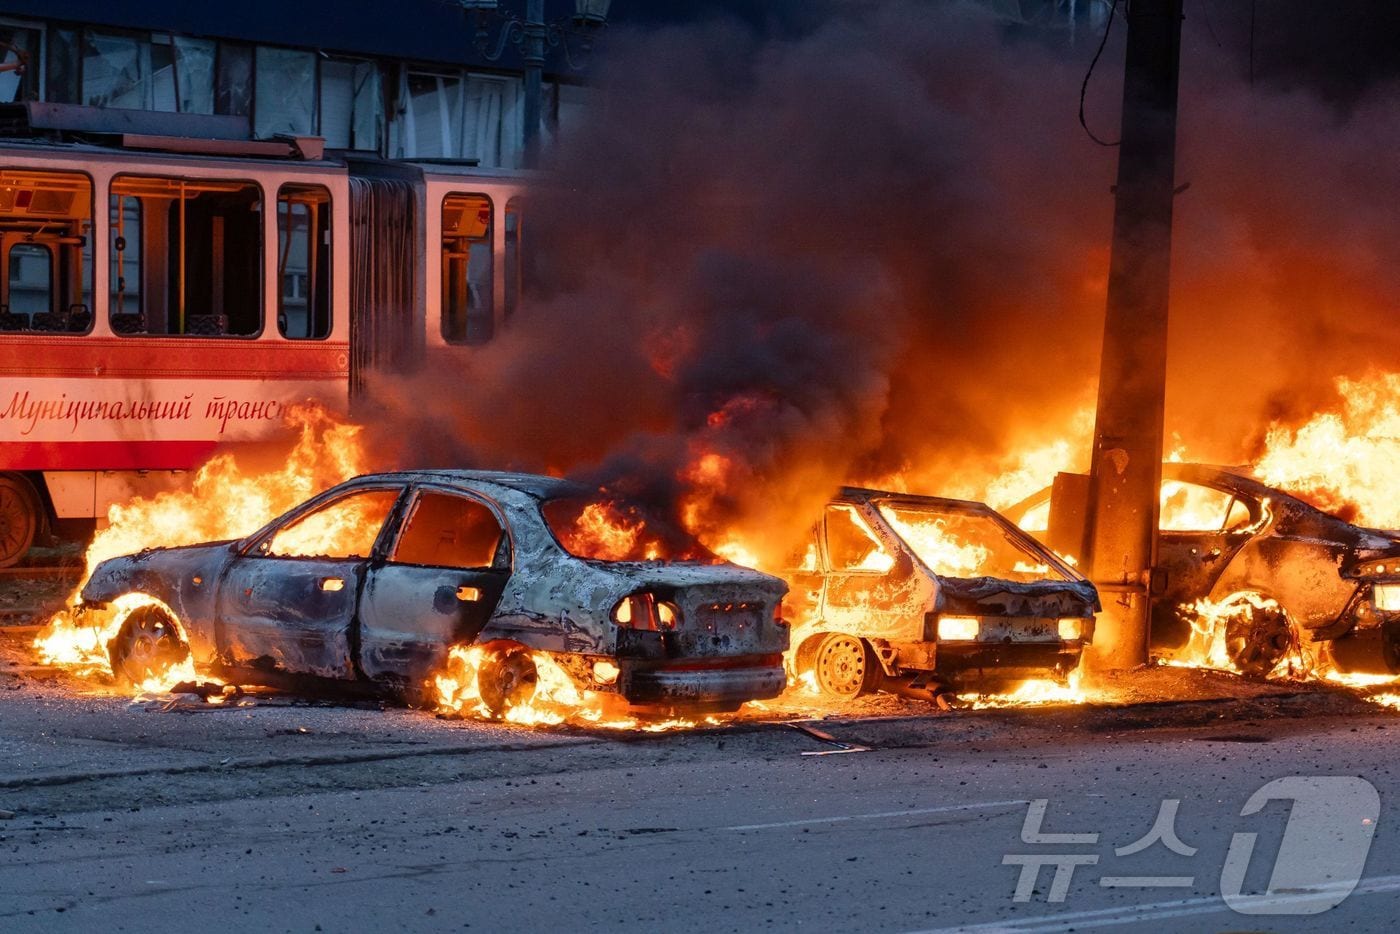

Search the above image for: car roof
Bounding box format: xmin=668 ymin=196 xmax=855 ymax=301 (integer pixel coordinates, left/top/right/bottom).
xmin=349 ymin=469 xmax=586 ymax=499
xmin=836 ymin=486 xmax=997 ymax=514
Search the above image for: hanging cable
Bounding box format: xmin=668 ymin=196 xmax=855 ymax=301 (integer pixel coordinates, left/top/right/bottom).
xmin=1078 ymin=0 xmax=1121 ymax=147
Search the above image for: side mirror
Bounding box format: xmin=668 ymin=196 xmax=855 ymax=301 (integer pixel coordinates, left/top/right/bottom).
xmin=893 ymin=551 xmax=916 ymax=579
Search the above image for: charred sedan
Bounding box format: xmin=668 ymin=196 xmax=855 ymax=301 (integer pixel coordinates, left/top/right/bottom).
xmin=1009 ymin=463 xmax=1400 ymax=676
xmin=784 ymin=488 xmax=1098 ymax=698
xmin=79 ymin=471 xmax=790 ymax=714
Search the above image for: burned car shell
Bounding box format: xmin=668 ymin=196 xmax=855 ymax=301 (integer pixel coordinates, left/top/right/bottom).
xmin=786 ymin=488 xmax=1099 ymax=694
xmin=80 ymin=470 xmax=790 ymax=709
xmin=1008 ymin=463 xmax=1400 ymax=672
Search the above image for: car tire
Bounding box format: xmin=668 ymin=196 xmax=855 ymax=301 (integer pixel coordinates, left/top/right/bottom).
xmin=811 ymin=632 xmax=880 ymax=699
xmin=1223 ymin=598 xmax=1297 ymax=678
xmin=478 ymin=644 xmax=539 ymax=717
xmin=107 ymin=603 xmax=191 ymax=688
xmin=0 ymin=474 xmax=40 ymax=569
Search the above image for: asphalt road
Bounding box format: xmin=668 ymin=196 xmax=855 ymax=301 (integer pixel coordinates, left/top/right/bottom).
xmin=4 ymin=631 xmax=1400 ymax=932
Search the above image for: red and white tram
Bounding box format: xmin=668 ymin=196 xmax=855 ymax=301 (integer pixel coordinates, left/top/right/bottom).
xmin=0 ymin=124 xmax=526 ymax=565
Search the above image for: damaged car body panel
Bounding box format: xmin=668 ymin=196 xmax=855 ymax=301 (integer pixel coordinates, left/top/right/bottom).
xmin=1008 ymin=463 xmax=1400 ymax=674
xmin=81 ymin=470 xmax=790 ymax=711
xmin=786 ymin=488 xmax=1099 ymax=697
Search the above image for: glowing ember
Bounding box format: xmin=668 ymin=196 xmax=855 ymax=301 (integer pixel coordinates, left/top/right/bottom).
xmin=961 ymin=672 xmax=1089 ymax=707
xmin=34 ymin=404 xmax=367 ymax=689
xmin=433 ymin=644 xmax=714 ymax=731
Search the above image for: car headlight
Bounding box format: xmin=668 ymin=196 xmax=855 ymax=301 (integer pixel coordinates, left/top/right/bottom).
xmin=1374 ymin=584 xmax=1400 ymax=612
xmin=1057 ymin=618 xmax=1084 ymax=641
xmin=937 ymin=616 xmax=980 ymax=641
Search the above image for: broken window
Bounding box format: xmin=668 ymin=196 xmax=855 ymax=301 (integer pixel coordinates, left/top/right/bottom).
xmin=253 ymin=46 xmax=315 ymax=138
xmin=109 ymin=175 xmax=262 ymax=337
xmin=0 ymin=25 xmax=39 ymax=103
xmin=441 ymin=192 xmax=493 ymax=345
xmin=45 ymin=28 xmax=80 ymax=104
xmin=277 ymin=184 xmax=331 ymax=340
xmin=825 ymin=505 xmax=894 ymax=573
xmin=390 ymin=70 xmax=522 ymax=165
xmin=214 ymin=42 xmax=252 ymax=116
xmin=320 ymin=58 xmax=381 ymax=151
xmin=878 ymin=503 xmax=1069 ymax=582
xmin=173 ymin=36 xmax=215 ymax=114
xmin=391 ymin=492 xmax=505 ymax=569
xmin=81 ymin=31 xmax=177 ymax=111
xmin=0 ymin=169 xmax=92 ymax=333
xmin=1159 ymin=481 xmax=1238 ymax=533
xmin=264 ymin=488 xmax=401 ymax=559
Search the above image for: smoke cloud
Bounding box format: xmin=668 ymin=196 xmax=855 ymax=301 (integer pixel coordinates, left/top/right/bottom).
xmin=368 ymin=0 xmax=1400 ymax=556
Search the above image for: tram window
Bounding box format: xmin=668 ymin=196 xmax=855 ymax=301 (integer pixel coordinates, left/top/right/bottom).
xmin=0 ymin=169 xmax=93 ymax=334
xmin=109 ymin=175 xmax=262 ymax=338
xmin=504 ymin=197 xmax=522 ymax=321
xmin=277 ymin=184 xmax=332 ymax=340
xmin=441 ymin=193 xmax=493 ymax=345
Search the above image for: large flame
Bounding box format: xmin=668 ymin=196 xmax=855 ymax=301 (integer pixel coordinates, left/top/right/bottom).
xmin=433 ymin=644 xmax=710 ymax=731
xmin=34 ymin=404 xmax=368 ymax=689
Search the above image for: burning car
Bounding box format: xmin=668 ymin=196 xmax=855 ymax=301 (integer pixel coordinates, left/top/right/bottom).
xmin=1007 ymin=463 xmax=1400 ymax=676
xmin=783 ymin=488 xmax=1098 ymax=698
xmin=77 ymin=471 xmax=790 ymax=714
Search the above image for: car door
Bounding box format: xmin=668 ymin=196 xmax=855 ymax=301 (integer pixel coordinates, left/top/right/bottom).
xmin=1152 ymin=479 xmax=1257 ymax=647
xmin=217 ymin=484 xmax=406 ymax=679
xmin=356 ymin=485 xmax=511 ymax=689
xmin=819 ymin=503 xmax=923 ymax=642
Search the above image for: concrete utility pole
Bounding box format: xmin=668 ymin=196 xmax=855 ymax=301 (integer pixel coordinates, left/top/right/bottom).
xmin=1083 ymin=0 xmax=1184 ymax=671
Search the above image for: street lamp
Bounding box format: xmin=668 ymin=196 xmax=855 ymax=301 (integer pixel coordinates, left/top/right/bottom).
xmin=462 ymin=0 xmax=611 ymax=166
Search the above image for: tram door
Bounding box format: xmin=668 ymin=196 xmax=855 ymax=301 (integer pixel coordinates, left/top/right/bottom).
xmin=347 ymin=175 xmax=418 ymax=399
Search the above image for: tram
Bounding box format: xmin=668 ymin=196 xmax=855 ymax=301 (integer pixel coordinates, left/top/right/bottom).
xmin=0 ymin=110 xmax=526 ymax=565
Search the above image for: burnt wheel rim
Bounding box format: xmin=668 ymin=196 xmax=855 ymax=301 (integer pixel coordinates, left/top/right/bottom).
xmin=0 ymin=479 xmax=36 ymax=567
xmin=480 ymin=649 xmax=538 ymax=715
xmin=815 ymin=635 xmax=867 ymax=698
xmin=1225 ymin=607 xmax=1292 ymax=677
xmin=111 ymin=607 xmax=187 ymax=684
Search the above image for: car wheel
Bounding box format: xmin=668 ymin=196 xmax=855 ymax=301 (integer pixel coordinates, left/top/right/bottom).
xmin=107 ymin=603 xmax=191 ymax=687
xmin=478 ymin=644 xmax=539 ymax=717
xmin=1224 ymin=600 xmax=1296 ymax=678
xmin=812 ymin=633 xmax=880 ymax=699
xmin=0 ymin=474 xmax=40 ymax=569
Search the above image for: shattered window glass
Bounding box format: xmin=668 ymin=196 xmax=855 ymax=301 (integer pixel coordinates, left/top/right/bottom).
xmin=402 ymin=71 xmax=463 ymax=158
xmin=0 ymin=26 xmax=39 ymax=103
xmin=253 ymin=46 xmax=315 ymax=138
xmin=46 ymin=29 xmax=80 ymax=103
xmin=215 ymin=42 xmax=251 ymax=116
xmin=82 ymin=33 xmax=147 ymax=108
xmin=320 ymin=58 xmax=381 ymax=151
xmin=173 ymin=36 xmax=215 ymax=114
xmin=441 ymin=193 xmax=493 ymax=344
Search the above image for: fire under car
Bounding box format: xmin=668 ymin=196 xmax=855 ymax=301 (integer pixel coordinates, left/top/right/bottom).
xmin=77 ymin=471 xmax=791 ymax=714
xmin=784 ymin=488 xmax=1100 ymax=698
xmin=1007 ymin=463 xmax=1400 ymax=676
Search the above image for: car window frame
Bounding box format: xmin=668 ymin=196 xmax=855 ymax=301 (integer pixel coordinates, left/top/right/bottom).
xmin=823 ymin=503 xmax=898 ymax=575
xmin=382 ymin=483 xmax=514 ymax=572
xmin=241 ymin=483 xmax=410 ymax=561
